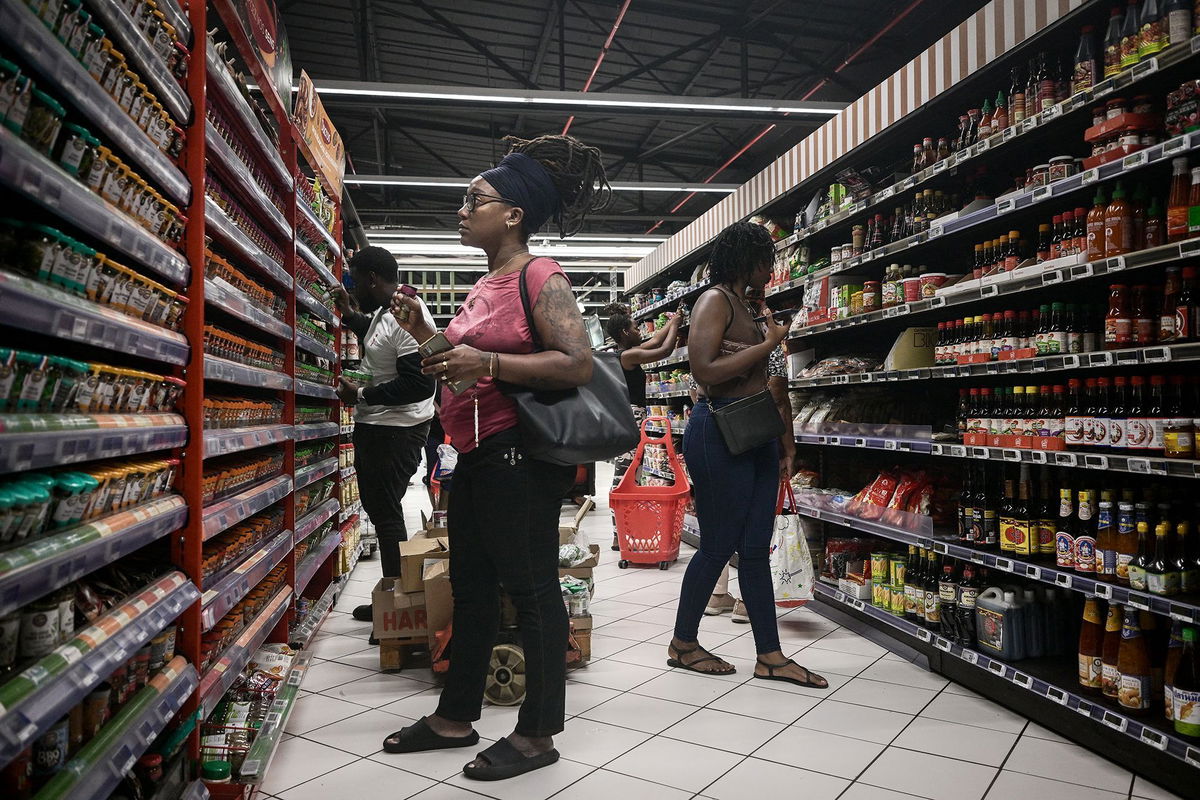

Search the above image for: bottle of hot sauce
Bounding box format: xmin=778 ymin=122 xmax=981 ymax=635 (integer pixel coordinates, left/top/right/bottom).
xmin=1087 ymin=188 xmax=1109 ymax=260
xmin=1105 ymin=284 xmax=1133 ymax=350
xmin=1167 ymin=157 xmax=1190 ymax=242
xmin=1144 ymin=197 xmax=1166 ymax=249
xmin=1074 ymin=206 xmax=1090 ymax=255
xmin=1104 ymin=182 xmax=1134 ymax=257
xmin=1160 ymin=266 xmax=1183 ymax=343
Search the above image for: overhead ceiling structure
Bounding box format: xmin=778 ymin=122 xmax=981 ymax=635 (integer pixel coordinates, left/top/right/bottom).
xmin=278 ymin=0 xmax=990 ymax=317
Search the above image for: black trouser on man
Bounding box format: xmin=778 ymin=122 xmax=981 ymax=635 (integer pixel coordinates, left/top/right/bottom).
xmin=353 ymin=421 xmax=430 ymax=578
xmin=435 ymin=429 xmax=576 ymax=737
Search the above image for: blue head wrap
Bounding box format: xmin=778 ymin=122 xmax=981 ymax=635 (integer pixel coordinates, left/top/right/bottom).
xmin=479 ymin=152 xmax=561 ymax=235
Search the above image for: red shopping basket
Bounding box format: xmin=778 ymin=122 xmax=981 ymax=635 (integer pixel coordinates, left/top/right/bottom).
xmin=610 ymin=416 xmax=690 ymax=570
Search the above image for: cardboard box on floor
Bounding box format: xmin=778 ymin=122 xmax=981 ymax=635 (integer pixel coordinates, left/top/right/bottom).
xmin=399 ymin=536 xmax=450 ymax=593
xmin=418 ymin=511 xmax=448 ymax=540
xmin=559 ymin=544 xmax=600 ymax=581
xmin=558 ymin=498 xmax=594 ymax=545
xmin=422 ymin=558 xmax=453 ymax=650
xmin=372 ymin=578 xmax=428 ymax=640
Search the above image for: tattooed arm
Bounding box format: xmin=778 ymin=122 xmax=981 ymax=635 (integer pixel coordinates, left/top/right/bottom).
xmin=490 ymin=273 xmax=593 ymax=390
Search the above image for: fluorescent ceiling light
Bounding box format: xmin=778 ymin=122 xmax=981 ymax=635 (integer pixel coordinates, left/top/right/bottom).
xmin=381 ymin=243 xmax=653 ymax=258
xmin=344 ymin=175 xmax=736 ymax=193
xmin=391 ymin=260 xmax=628 ymax=270
xmin=365 ymin=230 xmax=668 ymax=243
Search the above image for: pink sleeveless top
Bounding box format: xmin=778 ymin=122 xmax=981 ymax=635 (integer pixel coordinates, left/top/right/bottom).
xmin=441 ymin=257 xmax=566 ymax=452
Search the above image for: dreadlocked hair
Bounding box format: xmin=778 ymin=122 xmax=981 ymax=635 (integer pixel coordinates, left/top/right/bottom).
xmin=707 ymin=221 xmax=775 ymax=287
xmin=602 ymin=302 xmax=633 ymax=342
xmin=504 ymin=134 xmax=612 ymax=238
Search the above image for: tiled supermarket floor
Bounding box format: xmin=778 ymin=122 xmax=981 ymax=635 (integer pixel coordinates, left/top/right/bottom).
xmin=263 ymin=463 xmax=1185 ymax=800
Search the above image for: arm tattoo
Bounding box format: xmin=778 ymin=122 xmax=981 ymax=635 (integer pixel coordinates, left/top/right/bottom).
xmin=527 ymin=275 xmax=590 ymax=389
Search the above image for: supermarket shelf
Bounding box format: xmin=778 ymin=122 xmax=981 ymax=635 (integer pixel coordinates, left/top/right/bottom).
xmin=632 ymin=281 xmax=710 ymax=321
xmin=204 ymin=47 xmax=292 ymax=191
xmin=206 ymin=199 xmax=291 ymax=290
xmin=813 ymin=581 xmax=1200 ymax=772
xmin=202 ymin=475 xmax=293 ymax=541
xmin=199 ymin=587 xmax=292 ymax=718
xmin=797 ymin=500 xmax=1200 ymax=625
xmin=37 ymin=657 xmax=198 ymax=800
xmin=296 ymin=240 xmax=338 ymax=289
xmin=0 ymin=270 xmax=189 ymax=365
xmin=646 ymin=348 xmax=689 ymax=369
xmin=296 ymin=498 xmax=341 ymax=540
xmin=294 ymin=379 xmax=337 ymax=400
xmin=296 ymin=529 xmax=342 ymax=596
xmin=340 ymin=424 xmax=354 ymax=436
xmin=296 ymin=330 xmax=337 ymax=361
xmin=237 ymin=651 xmax=313 ymax=783
xmin=290 ymin=579 xmax=336 ymax=650
xmin=339 ymin=499 xmax=363 ymax=524
xmin=340 ymin=465 xmax=356 ymax=480
xmin=0 ymin=1 xmax=190 ymax=206
xmin=204 ymin=355 xmax=293 ymax=391
xmin=774 ymin=40 xmax=1200 ymax=255
xmin=793 ymin=426 xmax=932 ymax=454
xmin=790 ymin=341 xmax=1200 ymax=389
xmin=0 ymin=126 xmax=189 ymax=287
xmin=296 ymin=456 xmax=338 ymax=490
xmin=89 ymin=0 xmax=191 ymax=123
xmin=0 ymin=413 xmax=186 ymax=474
xmin=682 ymin=517 xmax=701 ymax=550
xmin=206 ymin=121 xmax=291 ymax=241
xmin=0 ymin=495 xmax=187 ymax=617
xmin=296 ymin=195 xmax=341 ymax=261
xmin=201 ymin=529 xmax=293 ymax=630
xmin=155 ymin=0 xmax=192 ymax=44
xmin=646 ymin=386 xmax=690 ymax=399
xmin=204 ymin=277 xmax=293 ymax=340
xmin=644 ymin=423 xmax=686 ymax=437
xmin=203 ymin=424 xmax=293 ymax=459
xmin=931 ymin=442 xmax=1200 ymax=480
xmin=296 ymin=285 xmax=337 ymax=327
xmin=294 ymin=422 xmax=339 ymax=442
xmin=0 ymin=572 xmax=196 ymax=764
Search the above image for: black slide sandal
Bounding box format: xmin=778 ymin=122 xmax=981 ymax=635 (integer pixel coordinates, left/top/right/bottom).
xmin=666 ymin=642 xmax=736 ymax=675
xmin=462 ymin=738 xmax=560 ymax=781
xmin=753 ymin=657 xmax=829 ymax=689
xmin=382 ymin=717 xmax=479 ymax=754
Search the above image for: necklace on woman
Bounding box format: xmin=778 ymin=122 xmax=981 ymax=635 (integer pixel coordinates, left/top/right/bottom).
xmin=468 ymin=249 xmax=529 ymax=309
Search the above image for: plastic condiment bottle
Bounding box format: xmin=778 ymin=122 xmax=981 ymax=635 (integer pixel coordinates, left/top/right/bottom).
xmin=1187 ymin=166 xmax=1200 ymax=238
xmin=1087 ymin=187 xmax=1108 ymax=260
xmin=1104 ymin=182 xmax=1133 ymax=257
xmin=1144 ymin=197 xmax=1166 ymax=249
xmin=1167 ymin=157 xmax=1190 ymax=241
xmin=1104 ymin=6 xmax=1125 ymax=77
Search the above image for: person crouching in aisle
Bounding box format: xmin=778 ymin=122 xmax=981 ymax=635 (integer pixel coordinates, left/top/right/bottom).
xmin=668 ymin=221 xmax=828 ymax=690
xmin=382 ymin=134 xmax=609 ymax=781
xmin=334 ymin=248 xmax=437 ymax=624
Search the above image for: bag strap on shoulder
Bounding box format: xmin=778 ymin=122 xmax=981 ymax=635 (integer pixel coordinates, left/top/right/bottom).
xmin=517 ymin=260 xmax=545 ymax=352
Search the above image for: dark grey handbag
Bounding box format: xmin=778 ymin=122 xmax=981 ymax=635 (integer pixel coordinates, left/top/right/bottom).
xmin=711 ymin=390 xmax=786 ymax=455
xmin=505 ymin=262 xmax=640 ymax=466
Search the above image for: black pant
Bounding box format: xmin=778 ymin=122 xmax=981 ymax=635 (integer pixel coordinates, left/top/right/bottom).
xmin=435 ymin=429 xmax=575 ymax=737
xmin=353 ymin=421 xmax=430 ymax=577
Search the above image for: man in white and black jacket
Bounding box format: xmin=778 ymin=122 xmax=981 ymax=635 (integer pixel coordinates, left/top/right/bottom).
xmin=335 ymin=247 xmax=437 ymax=622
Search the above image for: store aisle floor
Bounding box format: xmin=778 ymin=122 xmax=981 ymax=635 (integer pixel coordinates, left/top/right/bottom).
xmin=263 ymin=463 xmax=1183 ymax=800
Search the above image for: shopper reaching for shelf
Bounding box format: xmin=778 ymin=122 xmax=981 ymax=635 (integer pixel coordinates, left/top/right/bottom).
xmin=332 ymin=248 xmax=437 ymax=624
xmin=384 ymin=133 xmax=610 ymax=782
xmin=669 ymin=221 xmax=828 ymax=690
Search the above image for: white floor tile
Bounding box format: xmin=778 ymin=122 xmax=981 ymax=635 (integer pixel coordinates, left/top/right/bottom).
xmin=276 ymin=758 xmax=434 ymax=800
xmin=858 ymin=657 xmax=950 ymax=692
xmin=1020 ymin=721 xmax=1070 ymax=744
xmin=589 ymin=599 xmax=655 ymax=618
xmin=406 ymin=785 xmax=494 ymax=800
xmin=1003 ymin=737 xmax=1132 ymax=793
xmin=605 ymin=736 xmax=743 ymax=794
xmin=302 ymin=708 xmax=411 ymax=757
xmin=710 ymin=632 xmax=764 ymax=661
xmin=317 ymin=614 xmax=374 ymax=637
xmin=378 ymin=687 xmax=442 ymax=720
xmin=985 ymin=771 xmax=1129 ymax=800
xmin=792 ymin=699 xmax=914 ymax=745
xmin=660 ymin=707 xmax=786 ymax=755
xmin=323 ymin=672 xmax=431 ymax=708
xmin=443 ymin=757 xmax=593 ymax=800
xmin=838 ymin=784 xmax=930 ymax=800
xmin=563 ymin=681 xmax=623 ymax=716
xmin=830 ymin=677 xmax=939 ymax=714
xmin=627 ymin=605 xmax=680 ymax=626
xmin=556 ymin=767 xmax=693 ymax=800
xmin=805 ymin=629 xmax=890 ymax=657
xmin=1132 ymin=775 xmax=1186 ymax=800
xmin=259 ymin=737 xmax=358 ymax=796
xmin=301 ymin=660 xmax=377 ymax=693
xmin=783 ymin=647 xmax=878 ymax=677
xmin=703 ymin=757 xmax=850 ymax=800
xmin=891 ymin=717 xmax=1019 ymax=768
xmin=568 ymin=658 xmax=665 ymax=691
xmin=753 ymin=726 xmax=884 ymax=779
xmin=706 ymin=682 xmax=819 ymax=724
xmin=858 ymin=748 xmax=997 ymax=800
xmin=919 ymin=691 xmax=1027 ymax=734
xmin=586 ymin=633 xmax=638 ymax=659
xmin=330 ymin=646 xmax=384 ymax=672
xmin=579 ymin=692 xmax=698 ymax=733
xmin=551 ymin=717 xmax=652 ymax=766
xmin=593 ymin=618 xmax=674 ymax=642
xmin=630 ymin=669 xmax=738 ymax=706
xmin=602 ymin=640 xmax=674 ymax=669
xmin=469 ymin=705 xmax=523 ymax=741
xmin=284 ymin=694 xmax=367 ymax=735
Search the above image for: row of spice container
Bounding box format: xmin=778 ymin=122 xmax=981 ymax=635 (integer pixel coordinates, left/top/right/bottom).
xmin=201 ymin=450 xmax=285 ymax=506
xmin=207 ymin=174 xmax=288 ymax=268
xmin=0 ymin=348 xmax=183 ymax=415
xmin=294 ymin=477 xmax=334 ymax=519
xmin=202 ymin=396 xmax=283 ymax=430
xmin=205 ymin=249 xmax=286 ymax=319
xmin=200 ymin=506 xmax=285 ymax=585
xmin=207 ymin=106 xmax=288 ymax=217
xmin=296 ymin=440 xmax=334 ymax=469
xmin=203 ymin=324 xmax=285 ymax=372
xmin=199 ymin=563 xmax=287 ymax=673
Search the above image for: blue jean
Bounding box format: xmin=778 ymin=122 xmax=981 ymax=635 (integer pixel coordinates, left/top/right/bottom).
xmin=674 ymin=398 xmax=782 ymax=655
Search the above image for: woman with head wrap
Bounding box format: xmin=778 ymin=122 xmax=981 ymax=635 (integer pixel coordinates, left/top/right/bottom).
xmin=384 ymin=134 xmax=610 ymax=781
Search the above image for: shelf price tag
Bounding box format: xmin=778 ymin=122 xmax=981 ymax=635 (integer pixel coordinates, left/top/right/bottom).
xmin=1130 ymin=57 xmax=1158 ymax=80
xmin=1055 ymin=573 xmax=1073 ymax=588
xmin=976 ymin=137 xmax=992 ymax=153
xmin=1021 ymin=117 xmax=1038 ymax=134
xmin=1084 ymin=454 xmax=1109 ymax=470
xmin=915 ymin=628 xmax=932 ymax=642
xmin=1101 ymin=712 xmax=1128 ymax=733
xmin=1123 ymin=151 xmax=1149 ymax=170
xmin=1093 ymin=583 xmax=1113 ymax=599
xmin=1046 ymin=687 xmax=1069 ymax=705
xmin=1186 ymin=746 xmax=1200 ymax=769
xmin=1031 ymin=185 xmax=1053 ymax=204
xmin=1029 ymin=451 xmax=1047 ymax=464
xmin=1169 ymin=604 xmax=1198 ymax=623
xmin=996 ymin=197 xmax=1016 ymax=215
xmin=1042 ymin=269 xmax=1065 ymax=287
xmin=961 ymin=649 xmax=979 ymax=665
xmin=1002 ymin=449 xmax=1021 ymax=462
xmin=1127 ymin=594 xmax=1150 ymax=611
xmin=1003 ymin=126 xmax=1018 ymax=142
xmin=1139 ymin=728 xmax=1169 ymax=751
xmin=928 ymin=222 xmax=944 ymax=239
xmin=1025 ymin=566 xmax=1041 ymax=580
xmin=1163 ymin=135 xmax=1189 ymax=155
xmin=1142 ymin=347 xmax=1172 ymax=363
xmin=1093 ymin=78 xmax=1115 ymax=98
xmin=1079 ymin=168 xmax=1099 ymax=186
xmin=876 ymin=186 xmax=894 ymax=201
xmin=1012 ymin=671 xmax=1033 ymax=689
xmin=1127 ymin=458 xmax=1151 ymax=474
xmin=988 ymin=660 xmax=1006 ymax=676
xmin=935 ymin=637 xmax=952 ymax=652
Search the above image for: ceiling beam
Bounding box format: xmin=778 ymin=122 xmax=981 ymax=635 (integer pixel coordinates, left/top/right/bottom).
xmin=407 ymin=0 xmax=540 ymax=89
xmin=569 ymin=0 xmax=674 ymax=95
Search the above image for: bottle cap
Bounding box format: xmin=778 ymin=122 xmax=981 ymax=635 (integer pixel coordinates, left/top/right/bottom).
xmin=1053 ymin=385 xmax=1065 ymax=392
xmin=201 ymin=761 xmax=232 ymax=780
xmin=1131 ymin=375 xmax=1145 ymax=385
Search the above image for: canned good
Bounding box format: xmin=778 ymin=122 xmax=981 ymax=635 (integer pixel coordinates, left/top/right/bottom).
xmin=870 ymin=552 xmax=889 ymax=584
xmin=1030 ymin=164 xmax=1050 ymax=187
xmin=1048 ymin=156 xmax=1074 ymax=182
xmin=890 ymin=556 xmax=907 ymax=588
xmin=889 ymin=587 xmax=906 ymax=617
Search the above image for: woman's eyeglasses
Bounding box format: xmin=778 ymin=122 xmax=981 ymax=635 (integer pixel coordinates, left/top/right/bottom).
xmin=461 ymin=192 xmax=516 ymax=213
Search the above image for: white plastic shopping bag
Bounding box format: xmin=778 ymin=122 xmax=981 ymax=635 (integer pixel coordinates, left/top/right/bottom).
xmin=771 ymin=482 xmax=814 ymax=607
xmin=434 ymin=443 xmax=458 ymax=480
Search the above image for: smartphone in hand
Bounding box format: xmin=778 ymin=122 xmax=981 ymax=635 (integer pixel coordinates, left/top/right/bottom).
xmin=395 ymin=284 xmax=419 ymax=323
xmin=418 ymin=332 xmax=473 ymax=395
